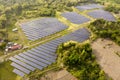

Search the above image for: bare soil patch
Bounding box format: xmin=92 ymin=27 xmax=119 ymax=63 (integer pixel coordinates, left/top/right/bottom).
xmin=91 ymin=38 xmax=120 ymax=80
xmin=40 ymin=69 xmax=77 ymax=80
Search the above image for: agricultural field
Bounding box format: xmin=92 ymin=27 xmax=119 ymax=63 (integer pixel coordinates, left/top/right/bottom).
xmin=0 ymin=0 xmax=120 ymax=80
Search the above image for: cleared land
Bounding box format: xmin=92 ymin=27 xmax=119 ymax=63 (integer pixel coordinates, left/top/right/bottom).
xmin=91 ymin=38 xmax=120 ymax=80
xmin=40 ymin=69 xmax=77 ymax=80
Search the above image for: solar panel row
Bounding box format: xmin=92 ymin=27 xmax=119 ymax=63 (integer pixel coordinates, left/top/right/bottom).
xmin=14 ymin=55 xmax=43 ymax=70
xmin=10 ymin=28 xmax=90 ymax=77
xmin=9 ymin=57 xmax=35 ymax=71
xmin=20 ymin=18 xmax=68 ymax=41
xmin=11 ymin=62 xmax=30 ymax=74
xmin=61 ymin=12 xmax=90 ymax=24
xmin=76 ymin=4 xmax=103 ymax=11
xmin=13 ymin=69 xmax=25 ymax=77
xmin=87 ymin=10 xmax=116 ymax=21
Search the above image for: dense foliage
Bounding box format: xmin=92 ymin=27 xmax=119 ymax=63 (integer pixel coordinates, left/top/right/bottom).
xmin=105 ymin=5 xmax=120 ymax=14
xmin=96 ymin=0 xmax=120 ymax=4
xmin=89 ymin=19 xmax=120 ymax=45
xmin=57 ymin=41 xmax=106 ymax=80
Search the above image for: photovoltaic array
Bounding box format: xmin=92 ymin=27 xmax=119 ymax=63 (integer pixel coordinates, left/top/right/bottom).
xmin=76 ymin=4 xmax=103 ymax=11
xmin=61 ymin=12 xmax=90 ymax=24
xmin=87 ymin=10 xmax=116 ymax=21
xmin=20 ymin=18 xmax=68 ymax=41
xmin=9 ymin=28 xmax=90 ymax=77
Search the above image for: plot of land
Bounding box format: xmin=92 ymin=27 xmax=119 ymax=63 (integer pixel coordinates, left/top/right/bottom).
xmin=61 ymin=12 xmax=90 ymax=24
xmin=87 ymin=10 xmax=116 ymax=21
xmin=91 ymin=38 xmax=120 ymax=80
xmin=76 ymin=4 xmax=103 ymax=11
xmin=20 ymin=18 xmax=68 ymax=41
xmin=9 ymin=28 xmax=90 ymax=77
xmin=40 ymin=69 xmax=77 ymax=80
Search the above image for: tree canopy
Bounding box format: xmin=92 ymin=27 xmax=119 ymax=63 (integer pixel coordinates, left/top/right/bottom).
xmin=89 ymin=19 xmax=120 ymax=45
xmin=57 ymin=41 xmax=106 ymax=80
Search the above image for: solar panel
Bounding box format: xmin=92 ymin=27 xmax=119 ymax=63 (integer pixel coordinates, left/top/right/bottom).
xmin=28 ymin=49 xmax=55 ymax=59
xmin=42 ymin=43 xmax=58 ymax=48
xmin=10 ymin=28 xmax=91 ymax=77
xmin=87 ymin=10 xmax=116 ymax=21
xmin=27 ymin=50 xmax=56 ymax=62
xmin=38 ymin=45 xmax=56 ymax=52
xmin=35 ymin=47 xmax=57 ymax=56
xmin=48 ymin=41 xmax=62 ymax=45
xmin=20 ymin=18 xmax=68 ymax=41
xmin=18 ymin=53 xmax=46 ymax=67
xmin=11 ymin=62 xmax=30 ymax=74
xmin=13 ymin=69 xmax=25 ymax=77
xmin=50 ymin=39 xmax=64 ymax=43
xmin=76 ymin=4 xmax=103 ymax=11
xmin=61 ymin=12 xmax=90 ymax=24
xmin=23 ymin=52 xmax=52 ymax=65
xmin=9 ymin=57 xmax=35 ymax=71
xmin=28 ymin=49 xmax=53 ymax=58
xmin=14 ymin=55 xmax=43 ymax=70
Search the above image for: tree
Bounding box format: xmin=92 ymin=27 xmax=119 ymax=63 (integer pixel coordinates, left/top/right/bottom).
xmin=0 ymin=14 xmax=7 ymax=29
xmin=57 ymin=41 xmax=106 ymax=80
xmin=12 ymin=4 xmax=22 ymax=15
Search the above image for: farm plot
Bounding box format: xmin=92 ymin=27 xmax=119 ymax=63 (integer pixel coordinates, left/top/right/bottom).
xmin=61 ymin=12 xmax=90 ymax=24
xmin=20 ymin=18 xmax=68 ymax=41
xmin=9 ymin=28 xmax=90 ymax=77
xmin=87 ymin=10 xmax=116 ymax=21
xmin=76 ymin=4 xmax=103 ymax=11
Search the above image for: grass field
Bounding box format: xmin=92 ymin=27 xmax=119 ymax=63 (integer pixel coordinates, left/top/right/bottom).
xmin=0 ymin=61 xmax=21 ymax=80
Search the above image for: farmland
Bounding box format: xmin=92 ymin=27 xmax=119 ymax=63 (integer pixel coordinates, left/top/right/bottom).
xmin=0 ymin=0 xmax=120 ymax=80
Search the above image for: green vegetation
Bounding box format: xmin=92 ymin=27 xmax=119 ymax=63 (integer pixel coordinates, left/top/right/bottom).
xmin=57 ymin=41 xmax=106 ymax=80
xmin=105 ymin=5 xmax=120 ymax=14
xmin=88 ymin=19 xmax=120 ymax=45
xmin=96 ymin=0 xmax=120 ymax=4
xmin=0 ymin=61 xmax=20 ymax=80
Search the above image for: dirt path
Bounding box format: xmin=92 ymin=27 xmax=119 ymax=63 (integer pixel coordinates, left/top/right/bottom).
xmin=91 ymin=38 xmax=120 ymax=80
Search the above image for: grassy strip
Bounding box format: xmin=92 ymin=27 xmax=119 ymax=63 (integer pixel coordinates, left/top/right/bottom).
xmin=0 ymin=61 xmax=21 ymax=80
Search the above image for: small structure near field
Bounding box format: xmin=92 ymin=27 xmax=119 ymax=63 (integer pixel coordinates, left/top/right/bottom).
xmin=12 ymin=28 xmax=18 ymax=32
xmin=5 ymin=42 xmax=22 ymax=52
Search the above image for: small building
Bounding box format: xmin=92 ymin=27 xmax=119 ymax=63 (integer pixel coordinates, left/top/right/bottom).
xmin=12 ymin=28 xmax=18 ymax=32
xmin=8 ymin=44 xmax=22 ymax=51
xmin=5 ymin=42 xmax=23 ymax=52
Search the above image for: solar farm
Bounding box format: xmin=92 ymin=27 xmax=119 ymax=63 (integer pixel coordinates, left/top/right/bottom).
xmin=9 ymin=28 xmax=90 ymax=77
xmin=20 ymin=18 xmax=68 ymax=41
xmin=76 ymin=4 xmax=103 ymax=11
xmin=87 ymin=10 xmax=116 ymax=21
xmin=2 ymin=2 xmax=118 ymax=79
xmin=61 ymin=12 xmax=90 ymax=24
